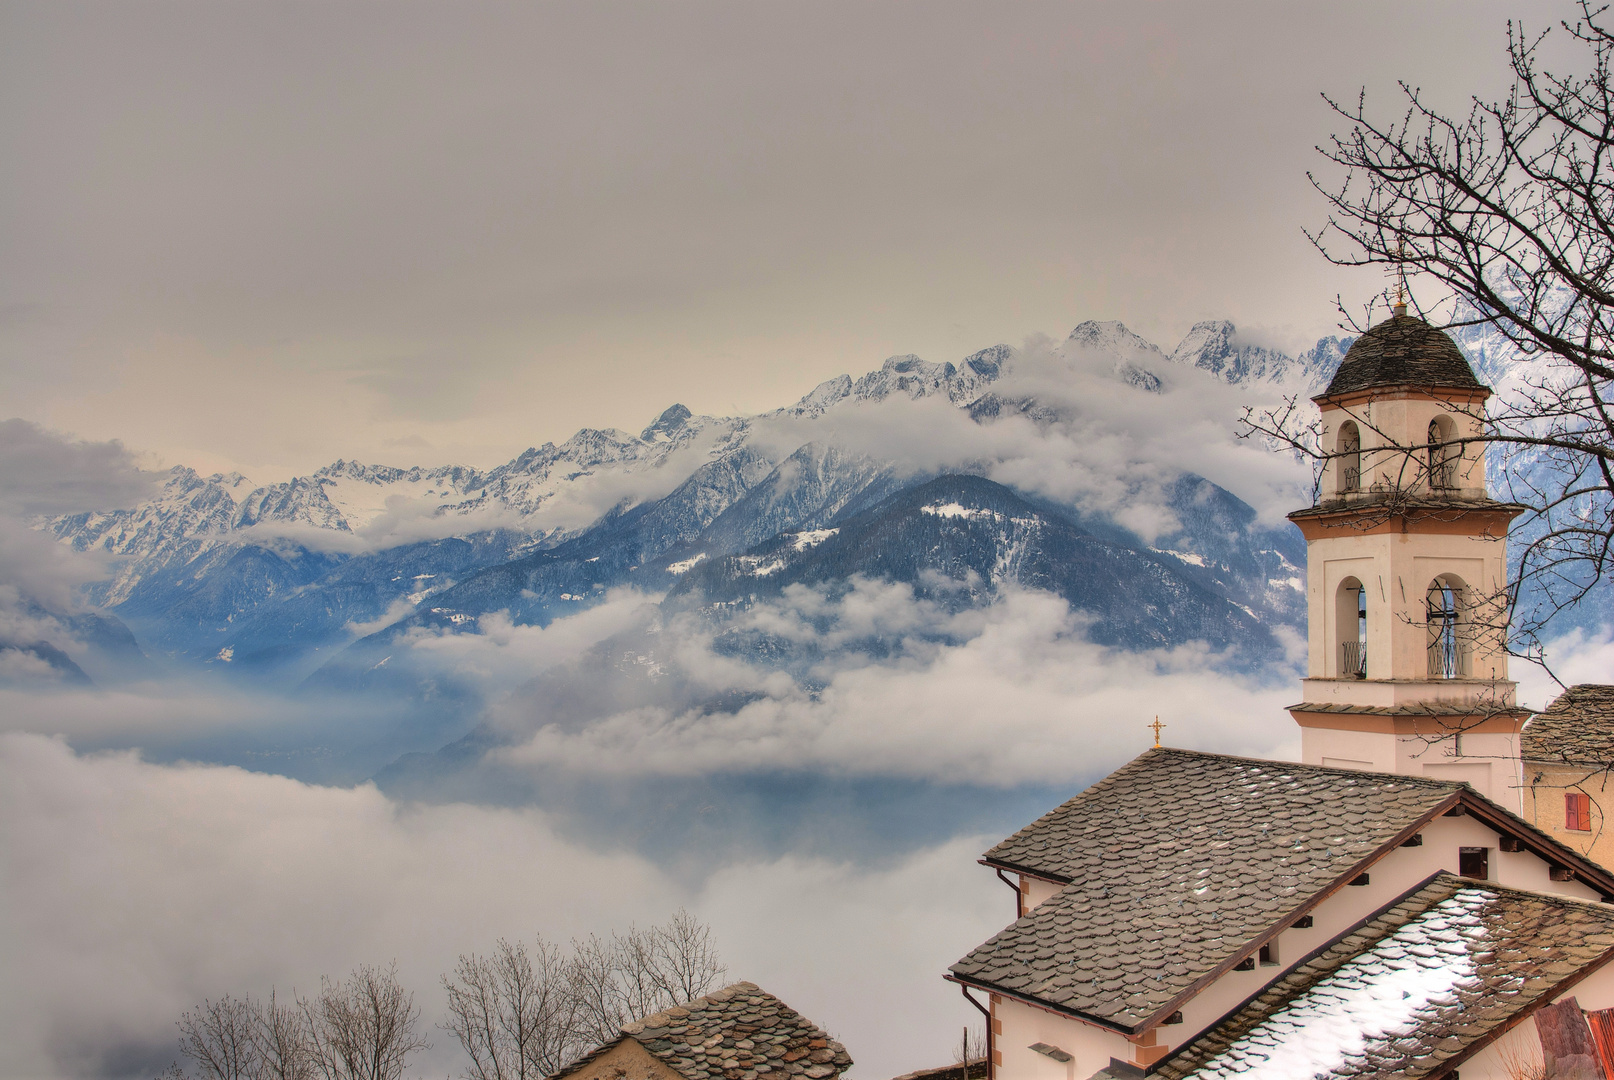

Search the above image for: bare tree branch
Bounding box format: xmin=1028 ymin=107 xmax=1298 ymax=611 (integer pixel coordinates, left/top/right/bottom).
xmin=1287 ymin=0 xmax=1614 ymax=645
xmin=299 ymin=964 xmax=429 ymax=1080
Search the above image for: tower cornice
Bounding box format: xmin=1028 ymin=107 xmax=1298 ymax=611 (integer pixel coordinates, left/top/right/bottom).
xmin=1287 ymin=498 xmax=1526 ymax=540
xmin=1312 ymin=383 xmax=1492 ymax=410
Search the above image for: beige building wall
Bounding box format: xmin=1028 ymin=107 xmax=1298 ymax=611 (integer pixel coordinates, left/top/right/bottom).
xmin=1524 ymin=762 xmax=1614 ymax=872
xmin=1319 ymin=390 xmax=1489 ymax=503
xmin=1300 ymin=528 xmax=1512 ymax=689
xmin=1297 ymin=721 xmax=1524 ymax=813
xmin=563 ymin=1039 xmax=682 ymax=1080
xmin=992 ymin=995 xmax=1128 ymax=1080
xmin=1019 ymin=875 xmax=1062 ymax=913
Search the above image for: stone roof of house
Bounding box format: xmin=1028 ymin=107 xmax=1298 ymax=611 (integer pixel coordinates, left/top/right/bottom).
xmin=551 ymin=982 xmax=852 ymax=1080
xmin=1522 ymin=684 xmax=1614 ymax=767
xmin=1153 ymin=874 xmax=1614 ymax=1080
xmin=1322 ymin=314 xmax=1483 ymax=397
xmin=953 ymin=750 xmax=1464 ymax=1029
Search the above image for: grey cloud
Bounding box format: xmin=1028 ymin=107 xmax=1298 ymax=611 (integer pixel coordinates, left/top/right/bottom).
xmin=0 ymin=733 xmax=1005 ymax=1080
xmin=0 ymin=1 xmax=1531 ymax=476
xmin=393 ymin=581 xmax=1301 ymax=787
xmin=0 ymin=419 xmax=158 ymax=518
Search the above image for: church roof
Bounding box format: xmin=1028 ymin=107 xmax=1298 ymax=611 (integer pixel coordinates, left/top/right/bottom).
xmin=1522 ymin=684 xmax=1614 ymax=767
xmin=550 ymin=982 xmax=852 ymax=1080
xmin=979 ymin=748 xmax=1457 ymax=888
xmin=1154 ymin=874 xmax=1614 ymax=1080
xmin=1321 ymin=314 xmax=1483 ymax=398
xmin=953 ymin=751 xmax=1461 ymax=1029
xmin=953 ymin=749 xmax=1614 ymax=1032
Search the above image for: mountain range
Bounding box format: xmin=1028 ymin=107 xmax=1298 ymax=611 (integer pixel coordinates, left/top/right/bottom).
xmin=35 ymin=318 xmax=1342 ymax=698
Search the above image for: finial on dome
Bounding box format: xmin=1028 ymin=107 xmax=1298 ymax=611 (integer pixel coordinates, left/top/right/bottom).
xmin=1387 ymin=237 xmax=1410 ymax=317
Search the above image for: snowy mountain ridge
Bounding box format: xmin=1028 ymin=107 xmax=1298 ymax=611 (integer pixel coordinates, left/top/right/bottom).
xmin=47 ymin=319 xmax=1347 ymax=615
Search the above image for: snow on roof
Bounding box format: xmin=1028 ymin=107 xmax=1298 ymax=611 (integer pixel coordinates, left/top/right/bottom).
xmin=1157 ymin=874 xmax=1614 ymax=1080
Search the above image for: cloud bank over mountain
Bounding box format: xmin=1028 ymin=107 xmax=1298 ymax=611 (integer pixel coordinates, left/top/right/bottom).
xmin=6 ymin=309 xmax=1607 ymax=1080
xmin=0 ymin=732 xmax=1003 ymax=1080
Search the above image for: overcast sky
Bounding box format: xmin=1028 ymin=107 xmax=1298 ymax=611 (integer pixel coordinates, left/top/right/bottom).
xmin=1 ymin=0 xmax=1537 ymax=481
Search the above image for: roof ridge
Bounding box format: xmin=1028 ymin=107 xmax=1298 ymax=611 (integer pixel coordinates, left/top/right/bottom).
xmin=1153 ymin=746 xmax=1462 ymax=789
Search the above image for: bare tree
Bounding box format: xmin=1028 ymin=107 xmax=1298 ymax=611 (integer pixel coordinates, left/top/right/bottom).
xmin=442 ymin=911 xmax=728 ymax=1079
xmin=251 ymin=990 xmax=314 ymax=1080
xmin=561 ymin=932 xmax=627 ymax=1050
xmin=573 ymin=911 xmax=729 ymax=1039
xmin=443 ymin=936 xmax=577 ymax=1080
xmin=177 ymin=996 xmax=258 ymax=1080
xmin=300 ymin=964 xmax=430 ymax=1080
xmin=649 ymin=909 xmax=726 ymax=1007
xmin=1254 ymin=0 xmax=1614 ymax=655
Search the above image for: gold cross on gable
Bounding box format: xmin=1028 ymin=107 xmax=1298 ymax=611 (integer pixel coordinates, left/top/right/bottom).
xmin=1150 ymin=716 xmax=1166 ymax=748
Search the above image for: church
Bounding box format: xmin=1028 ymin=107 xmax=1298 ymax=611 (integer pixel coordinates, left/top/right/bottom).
xmin=947 ymin=306 xmax=1614 ymax=1080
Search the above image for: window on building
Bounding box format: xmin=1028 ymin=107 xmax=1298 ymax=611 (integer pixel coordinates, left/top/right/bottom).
xmin=1426 ymin=578 xmax=1469 ymax=679
xmin=1338 ymin=421 xmax=1361 ymax=493
xmin=1459 ymin=847 xmax=1489 ymax=880
xmin=1428 ymin=416 xmax=1458 ymax=490
xmin=1336 ymin=577 xmax=1367 ymax=678
xmin=1259 ymin=940 xmax=1279 ymax=967
xmin=1567 ymin=792 xmax=1593 ymax=832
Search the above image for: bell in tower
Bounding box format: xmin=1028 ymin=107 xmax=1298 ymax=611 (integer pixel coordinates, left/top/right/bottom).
xmin=1287 ymin=305 xmax=1529 ymax=810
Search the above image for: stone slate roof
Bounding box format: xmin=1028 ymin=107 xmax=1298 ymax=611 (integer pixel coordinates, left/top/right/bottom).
xmin=1322 ymin=314 xmax=1483 ymax=397
xmin=1288 ymin=699 xmax=1530 ymax=717
xmin=552 ymin=982 xmax=852 ymax=1080
xmin=953 ymin=750 xmax=1465 ymax=1029
xmin=1523 ymin=684 xmax=1614 ymax=767
xmin=1154 ymin=874 xmax=1614 ymax=1080
xmin=979 ymin=748 xmax=1459 ymax=887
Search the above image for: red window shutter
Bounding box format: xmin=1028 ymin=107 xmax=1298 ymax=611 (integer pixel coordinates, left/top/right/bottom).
xmin=1567 ymin=793 xmax=1592 ymax=832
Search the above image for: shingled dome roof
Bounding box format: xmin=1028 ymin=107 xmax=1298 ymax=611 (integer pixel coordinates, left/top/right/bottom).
xmin=1323 ymin=314 xmax=1483 ymax=397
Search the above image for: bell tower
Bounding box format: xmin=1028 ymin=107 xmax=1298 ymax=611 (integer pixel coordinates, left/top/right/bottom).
xmin=1288 ymin=304 xmax=1529 ymax=810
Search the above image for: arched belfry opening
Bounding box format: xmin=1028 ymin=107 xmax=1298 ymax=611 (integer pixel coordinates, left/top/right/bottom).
xmin=1337 ymin=421 xmax=1361 ymax=493
xmin=1427 ymin=415 xmax=1458 ymax=491
xmin=1334 ymin=576 xmax=1367 ymax=677
xmin=1426 ymin=575 xmax=1469 ymax=679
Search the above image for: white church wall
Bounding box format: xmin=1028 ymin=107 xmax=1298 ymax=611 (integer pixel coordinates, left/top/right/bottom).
xmin=1302 ymin=529 xmax=1511 ymax=693
xmin=1318 ymin=392 xmax=1488 ymax=501
xmin=1019 ymin=874 xmax=1063 ymax=914
xmin=1166 ymin=813 xmax=1598 ymax=1061
xmin=992 ymin=995 xmax=1127 ymax=1080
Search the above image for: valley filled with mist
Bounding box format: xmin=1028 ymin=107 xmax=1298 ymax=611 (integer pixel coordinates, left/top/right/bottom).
xmin=5 ymin=316 xmax=1611 ymax=1080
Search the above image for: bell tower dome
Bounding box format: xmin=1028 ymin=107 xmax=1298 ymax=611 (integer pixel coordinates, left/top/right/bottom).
xmin=1287 ymin=309 xmax=1529 ymax=809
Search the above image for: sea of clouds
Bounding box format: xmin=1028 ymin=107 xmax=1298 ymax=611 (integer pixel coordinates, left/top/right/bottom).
xmin=2 ymin=390 xmax=1608 ymax=1080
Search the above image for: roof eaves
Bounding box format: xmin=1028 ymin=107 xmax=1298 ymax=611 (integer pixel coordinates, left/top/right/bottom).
xmin=1144 ymin=871 xmax=1460 ymax=1076
xmin=546 ymin=1036 xmax=628 ymax=1080
xmin=977 ymin=855 xmax=1072 ymax=886
xmin=942 ymin=973 xmax=1135 ymax=1037
xmin=1455 ymin=788 xmax=1614 ymax=899
xmin=1310 ymin=383 xmax=1491 ymax=407
xmin=1519 ymin=750 xmax=1614 ymax=769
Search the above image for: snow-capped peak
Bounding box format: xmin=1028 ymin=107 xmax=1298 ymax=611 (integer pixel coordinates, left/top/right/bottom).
xmin=641 ymin=403 xmax=693 ymax=442
xmin=1170 ymin=320 xmax=1299 ymax=386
